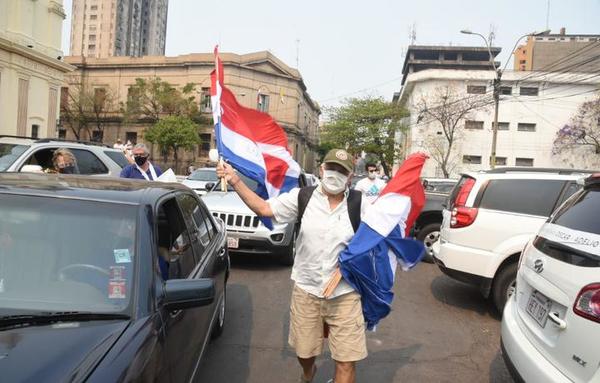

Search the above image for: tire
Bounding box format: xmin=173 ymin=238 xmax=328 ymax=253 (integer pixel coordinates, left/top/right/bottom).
xmin=492 ymin=262 xmax=518 ymax=314
xmin=211 ymin=286 xmax=226 ymax=339
xmin=280 ymin=229 xmax=298 ymax=266
xmin=416 ymin=223 xmax=441 ymax=264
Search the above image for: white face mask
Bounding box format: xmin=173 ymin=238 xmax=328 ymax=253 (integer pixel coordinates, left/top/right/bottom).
xmin=367 ymin=171 xmax=377 ymax=180
xmin=321 ymin=169 xmax=348 ymax=194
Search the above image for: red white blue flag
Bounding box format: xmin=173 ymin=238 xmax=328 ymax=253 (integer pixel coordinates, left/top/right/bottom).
xmin=210 ymin=47 xmax=301 ymax=228
xmin=339 ymin=152 xmax=428 ymax=329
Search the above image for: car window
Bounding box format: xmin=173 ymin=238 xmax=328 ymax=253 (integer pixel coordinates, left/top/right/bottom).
xmin=23 ymin=148 xmax=57 ymax=170
xmin=103 ymin=150 xmax=129 ymax=168
xmin=156 ymin=198 xmax=196 ymax=280
xmin=555 ymin=182 xmax=582 ymax=207
xmin=188 ymin=169 xmax=218 ymax=182
xmin=0 ymin=143 xmax=29 ymax=171
xmin=177 ymin=194 xmax=211 ymax=257
xmin=552 ymin=189 xmax=600 ymax=235
xmin=71 ymin=149 xmax=109 ymax=174
xmin=478 ymin=179 xmax=565 ymax=216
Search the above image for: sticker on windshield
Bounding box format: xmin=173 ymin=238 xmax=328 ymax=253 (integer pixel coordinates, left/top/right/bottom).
xmin=109 ymin=266 xmax=126 ymax=280
xmin=114 ymin=249 xmax=132 ymax=263
xmin=108 ymin=280 xmax=126 ymax=299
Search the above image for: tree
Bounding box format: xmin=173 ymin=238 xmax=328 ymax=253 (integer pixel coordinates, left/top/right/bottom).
xmin=320 ymin=96 xmax=408 ymax=176
xmin=123 ymin=77 xmax=199 ymax=122
xmin=61 ymin=83 xmax=116 ymax=141
xmin=553 ymin=93 xmax=600 ymax=156
xmin=144 ymin=116 xmax=200 ymax=171
xmin=416 ymin=85 xmax=492 ymax=178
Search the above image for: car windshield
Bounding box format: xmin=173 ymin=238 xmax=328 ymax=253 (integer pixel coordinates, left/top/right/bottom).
xmin=217 ymin=173 xmax=258 ymax=192
xmin=189 ymin=169 xmax=218 ymax=182
xmin=103 ymin=150 xmax=129 ymax=169
xmin=0 ymin=143 xmax=29 ymax=171
xmin=0 ymin=194 xmax=137 ymax=315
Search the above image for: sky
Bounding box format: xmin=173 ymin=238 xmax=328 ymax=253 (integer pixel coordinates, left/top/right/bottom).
xmin=61 ymin=0 xmax=600 ymax=109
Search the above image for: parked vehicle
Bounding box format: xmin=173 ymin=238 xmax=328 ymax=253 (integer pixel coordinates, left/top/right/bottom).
xmin=202 ymin=173 xmax=300 ymax=265
xmin=432 ymin=168 xmax=594 ymax=312
xmin=0 ymin=135 xmax=128 ymax=176
xmin=182 ymin=167 xmax=218 ymax=195
xmin=501 ymin=173 xmax=600 ymax=383
xmin=0 ymin=173 xmax=229 ymax=382
xmin=413 ymin=178 xmax=457 ymax=263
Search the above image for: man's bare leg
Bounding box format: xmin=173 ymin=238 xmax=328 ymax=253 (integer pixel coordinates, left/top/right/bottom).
xmin=298 ymin=356 xmax=316 ymax=381
xmin=334 ymin=360 xmax=355 ymax=383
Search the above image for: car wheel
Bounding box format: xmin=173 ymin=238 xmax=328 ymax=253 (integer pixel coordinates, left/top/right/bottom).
xmin=492 ymin=262 xmax=518 ymax=314
xmin=280 ymin=229 xmax=298 ymax=266
xmin=416 ymin=223 xmax=441 ymax=263
xmin=211 ymin=286 xmax=226 ymax=339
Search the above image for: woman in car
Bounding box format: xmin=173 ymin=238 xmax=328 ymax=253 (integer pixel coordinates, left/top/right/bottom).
xmin=47 ymin=148 xmax=80 ymax=174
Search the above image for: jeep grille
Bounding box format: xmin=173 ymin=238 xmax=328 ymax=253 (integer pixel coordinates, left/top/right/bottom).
xmin=212 ymin=212 xmax=260 ymax=230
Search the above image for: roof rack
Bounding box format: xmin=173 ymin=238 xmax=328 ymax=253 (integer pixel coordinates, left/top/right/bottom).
xmin=484 ymin=167 xmax=597 ymax=175
xmin=0 ymin=135 xmax=112 ymax=148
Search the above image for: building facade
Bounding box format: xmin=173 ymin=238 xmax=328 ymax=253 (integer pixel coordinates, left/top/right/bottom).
xmin=514 ymin=28 xmax=600 ymax=72
xmin=62 ymin=51 xmax=321 ymax=172
xmin=70 ymin=0 xmax=168 ymax=58
xmin=396 ymin=69 xmax=600 ymax=177
xmin=0 ymin=0 xmax=74 ymax=138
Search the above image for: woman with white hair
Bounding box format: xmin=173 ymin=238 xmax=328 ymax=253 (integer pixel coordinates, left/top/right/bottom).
xmin=119 ymin=143 xmax=163 ymax=180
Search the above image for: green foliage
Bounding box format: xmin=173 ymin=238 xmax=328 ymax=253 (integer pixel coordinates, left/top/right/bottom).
xmin=123 ymin=77 xmax=199 ymax=122
xmin=145 ymin=116 xmax=200 ymax=169
xmin=320 ymin=96 xmax=408 ymax=176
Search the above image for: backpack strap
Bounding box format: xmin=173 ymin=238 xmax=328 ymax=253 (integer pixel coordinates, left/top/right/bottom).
xmin=297 ymin=186 xmax=362 ymax=233
xmin=297 ymin=186 xmax=317 ymax=228
xmin=347 ymin=189 xmax=362 ymax=233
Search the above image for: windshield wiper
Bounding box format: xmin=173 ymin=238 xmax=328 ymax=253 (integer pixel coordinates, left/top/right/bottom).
xmin=0 ymin=311 xmax=130 ymax=328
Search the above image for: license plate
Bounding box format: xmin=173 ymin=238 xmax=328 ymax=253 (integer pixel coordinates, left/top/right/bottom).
xmin=526 ymin=291 xmax=551 ymax=328
xmin=227 ymin=237 xmax=239 ymax=249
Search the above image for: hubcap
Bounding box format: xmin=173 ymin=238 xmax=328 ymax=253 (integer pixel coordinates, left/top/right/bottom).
xmin=423 ymin=231 xmax=440 ymax=256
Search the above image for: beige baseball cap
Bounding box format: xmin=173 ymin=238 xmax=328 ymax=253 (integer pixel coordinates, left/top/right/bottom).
xmin=323 ymin=149 xmax=353 ymax=173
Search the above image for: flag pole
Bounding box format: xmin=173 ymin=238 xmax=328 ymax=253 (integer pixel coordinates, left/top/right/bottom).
xmin=214 ymin=45 xmax=227 ymax=193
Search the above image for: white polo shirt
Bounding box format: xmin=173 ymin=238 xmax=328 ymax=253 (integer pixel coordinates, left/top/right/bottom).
xmin=268 ymin=186 xmax=368 ymax=299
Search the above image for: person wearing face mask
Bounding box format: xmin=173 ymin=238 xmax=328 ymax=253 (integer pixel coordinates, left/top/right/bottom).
xmin=49 ymin=148 xmax=80 ymax=174
xmin=354 ymin=163 xmax=387 ymax=203
xmin=119 ymin=143 xmax=163 ymax=180
xmin=216 ymin=148 xmax=368 ymax=383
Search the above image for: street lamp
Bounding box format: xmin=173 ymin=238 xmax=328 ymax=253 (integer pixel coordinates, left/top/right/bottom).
xmin=460 ymin=29 xmax=549 ymax=169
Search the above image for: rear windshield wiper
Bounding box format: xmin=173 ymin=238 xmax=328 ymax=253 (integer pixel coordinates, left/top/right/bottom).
xmin=0 ymin=311 xmax=130 ymax=328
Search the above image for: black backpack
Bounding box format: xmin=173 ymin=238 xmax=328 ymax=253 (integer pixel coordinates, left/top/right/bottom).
xmin=296 ymin=186 xmax=362 ymax=232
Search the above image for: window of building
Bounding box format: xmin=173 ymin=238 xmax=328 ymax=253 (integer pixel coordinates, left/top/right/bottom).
xmin=465 ymin=120 xmax=484 ymax=130
xmin=198 ymin=133 xmax=211 ymax=156
xmin=520 ymin=87 xmax=539 ymax=96
xmin=90 ymin=14 xmax=97 ymax=20
xmin=257 ymin=94 xmax=269 ymax=113
xmin=490 ymin=156 xmax=507 ymax=166
xmin=94 ymin=87 xmax=106 ymax=104
xmin=515 ymin=157 xmax=534 ymax=167
xmin=91 ymin=130 xmax=103 ymax=142
xmin=517 ymin=123 xmax=536 ymax=132
xmin=519 ymin=59 xmax=527 ymax=64
xmin=125 ymin=131 xmax=137 ymax=144
xmin=31 ymin=124 xmax=39 ymax=139
xmin=58 ymin=129 xmax=66 ymax=140
xmin=88 ymin=44 xmax=96 ymax=51
xmin=90 ymin=5 xmax=98 ymax=10
xmin=463 ymin=155 xmax=482 ymax=164
xmin=500 ymin=86 xmax=512 ymax=95
xmin=492 ymin=122 xmax=510 ymax=130
xmin=467 ymin=85 xmax=486 ymax=94
xmin=60 ymin=87 xmax=69 ymax=107
xmin=89 ymin=35 xmax=96 ymax=41
xmin=89 ymin=25 xmax=97 ymax=32
xmin=201 ymin=87 xmax=211 ymax=112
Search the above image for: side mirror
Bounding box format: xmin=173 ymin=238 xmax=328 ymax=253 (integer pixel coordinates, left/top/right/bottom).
xmin=163 ymin=278 xmax=215 ymax=310
xmin=204 ymin=182 xmax=215 ymax=191
xmin=21 ymin=165 xmax=44 ymax=173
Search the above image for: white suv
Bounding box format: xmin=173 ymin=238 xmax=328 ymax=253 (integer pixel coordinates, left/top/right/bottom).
xmin=502 ymin=174 xmax=600 ymax=383
xmin=432 ymin=168 xmax=593 ymax=312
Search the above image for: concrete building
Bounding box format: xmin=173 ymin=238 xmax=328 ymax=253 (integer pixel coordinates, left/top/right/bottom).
xmin=514 ymin=28 xmax=600 ymax=72
xmin=70 ymin=0 xmax=168 ymax=58
xmin=0 ymin=0 xmax=74 ymax=138
xmin=394 ymin=46 xmax=600 ymax=177
xmin=62 ymin=51 xmax=321 ymax=172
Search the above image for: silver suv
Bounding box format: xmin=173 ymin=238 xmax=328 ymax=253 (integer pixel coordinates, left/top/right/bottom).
xmin=201 ymin=173 xmax=298 ymax=265
xmin=0 ymin=135 xmax=128 ymax=176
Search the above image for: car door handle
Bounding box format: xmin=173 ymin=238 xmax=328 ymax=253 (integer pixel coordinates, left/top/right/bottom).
xmin=548 ymin=312 xmax=567 ymax=330
xmin=218 ymin=248 xmax=226 ymax=257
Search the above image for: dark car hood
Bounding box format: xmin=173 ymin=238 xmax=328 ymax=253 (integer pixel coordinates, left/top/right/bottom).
xmin=0 ymin=320 xmax=129 ymax=383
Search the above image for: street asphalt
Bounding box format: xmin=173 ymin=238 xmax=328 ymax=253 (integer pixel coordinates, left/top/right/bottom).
xmin=195 ymin=253 xmax=514 ymax=383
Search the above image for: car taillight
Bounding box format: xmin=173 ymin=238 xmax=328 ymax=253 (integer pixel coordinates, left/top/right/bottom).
xmin=450 ymin=206 xmax=478 ymax=228
xmin=454 ymin=178 xmax=475 ymax=207
xmin=573 ymin=283 xmax=600 ymax=323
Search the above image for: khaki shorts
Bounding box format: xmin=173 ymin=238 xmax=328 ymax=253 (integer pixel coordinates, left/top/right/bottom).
xmin=288 ymin=285 xmax=368 ymax=362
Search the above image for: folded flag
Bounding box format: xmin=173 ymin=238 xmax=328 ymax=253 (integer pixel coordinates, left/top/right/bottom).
xmin=210 ymin=46 xmax=301 ymax=228
xmin=339 ymin=152 xmax=428 ymax=330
